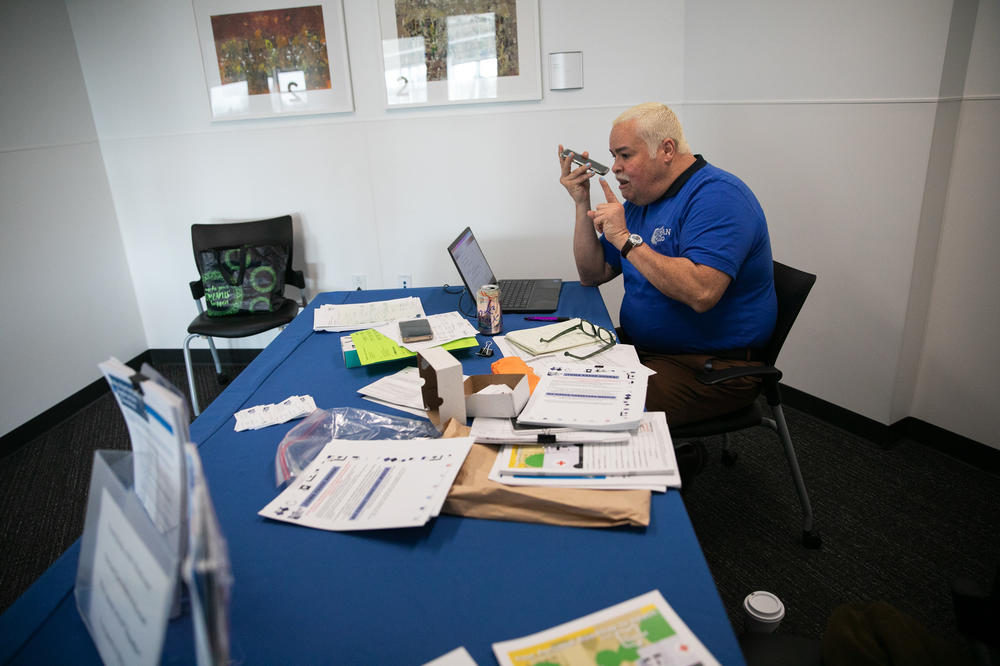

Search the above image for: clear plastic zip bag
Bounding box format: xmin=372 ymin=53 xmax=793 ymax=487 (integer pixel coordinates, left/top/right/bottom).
xmin=274 ymin=407 xmax=440 ymax=487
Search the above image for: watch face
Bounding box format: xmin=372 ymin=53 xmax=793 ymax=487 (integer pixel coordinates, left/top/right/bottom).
xmin=630 ymin=234 xmax=643 ymax=245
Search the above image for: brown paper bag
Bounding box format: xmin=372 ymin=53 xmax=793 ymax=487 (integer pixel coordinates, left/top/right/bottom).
xmin=440 ymin=420 xmax=650 ymax=528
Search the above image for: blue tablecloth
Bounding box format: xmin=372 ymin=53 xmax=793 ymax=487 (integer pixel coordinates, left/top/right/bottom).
xmin=0 ymin=284 xmax=745 ymax=665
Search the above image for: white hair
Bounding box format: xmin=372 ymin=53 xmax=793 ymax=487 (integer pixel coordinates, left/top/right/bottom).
xmin=614 ymin=102 xmax=691 ymax=156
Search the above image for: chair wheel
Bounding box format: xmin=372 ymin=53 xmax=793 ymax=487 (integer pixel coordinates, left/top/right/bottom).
xmin=216 ymin=372 xmax=230 ymax=386
xmin=721 ymin=449 xmax=738 ymax=466
xmin=802 ymin=530 xmax=822 ymax=549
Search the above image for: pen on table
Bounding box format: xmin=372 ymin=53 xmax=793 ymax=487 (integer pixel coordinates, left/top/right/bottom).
xmin=524 ymin=316 xmax=569 ymax=322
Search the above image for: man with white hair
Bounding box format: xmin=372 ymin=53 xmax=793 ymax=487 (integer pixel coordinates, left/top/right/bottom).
xmin=558 ymin=102 xmax=776 ymax=427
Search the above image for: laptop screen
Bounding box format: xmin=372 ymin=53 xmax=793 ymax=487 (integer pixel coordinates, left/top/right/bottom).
xmin=447 ymin=227 xmax=497 ymax=295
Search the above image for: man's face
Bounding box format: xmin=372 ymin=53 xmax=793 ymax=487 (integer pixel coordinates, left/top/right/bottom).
xmin=609 ymin=120 xmax=669 ymax=206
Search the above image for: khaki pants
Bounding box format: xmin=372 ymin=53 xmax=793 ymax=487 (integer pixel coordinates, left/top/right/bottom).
xmin=637 ymin=352 xmax=762 ymax=427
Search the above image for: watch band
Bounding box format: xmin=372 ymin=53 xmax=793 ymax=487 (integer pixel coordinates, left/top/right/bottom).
xmin=621 ymin=234 xmax=643 ymax=259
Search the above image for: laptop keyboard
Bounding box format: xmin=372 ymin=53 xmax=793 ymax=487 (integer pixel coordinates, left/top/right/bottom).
xmin=498 ymin=279 xmax=532 ymax=310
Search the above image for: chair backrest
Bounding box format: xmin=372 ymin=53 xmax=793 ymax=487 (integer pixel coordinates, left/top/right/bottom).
xmin=763 ymin=260 xmax=816 ymax=366
xmin=191 ymin=215 xmax=303 ymax=288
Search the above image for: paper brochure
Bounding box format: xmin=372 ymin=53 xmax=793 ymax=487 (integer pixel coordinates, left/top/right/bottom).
xmin=492 ymin=590 xmax=720 ymax=666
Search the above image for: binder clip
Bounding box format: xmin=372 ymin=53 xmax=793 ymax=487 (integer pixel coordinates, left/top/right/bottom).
xmin=476 ymin=341 xmax=494 ymax=358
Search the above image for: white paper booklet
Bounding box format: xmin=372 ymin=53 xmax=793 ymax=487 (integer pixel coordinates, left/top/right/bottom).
xmin=504 ymin=318 xmax=597 ymax=356
xmin=491 ymin=412 xmax=678 ymax=481
xmin=258 ymin=437 xmax=473 ymax=531
xmin=313 ymin=296 xmax=425 ymax=332
xmin=494 ymin=336 xmax=656 ymax=379
xmin=516 ymin=364 xmax=647 ymax=431
xmin=99 ymin=358 xmax=187 ymax=537
xmin=492 ymin=589 xmax=720 ymax=666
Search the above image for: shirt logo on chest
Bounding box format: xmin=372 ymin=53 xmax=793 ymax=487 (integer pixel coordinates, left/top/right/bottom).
xmin=651 ymin=226 xmax=671 ymax=244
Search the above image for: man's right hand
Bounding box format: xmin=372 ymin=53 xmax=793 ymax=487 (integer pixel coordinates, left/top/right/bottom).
xmin=558 ymin=144 xmax=595 ymax=206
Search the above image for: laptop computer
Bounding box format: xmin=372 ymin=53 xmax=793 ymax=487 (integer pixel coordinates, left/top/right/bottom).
xmin=447 ymin=226 xmax=562 ymax=313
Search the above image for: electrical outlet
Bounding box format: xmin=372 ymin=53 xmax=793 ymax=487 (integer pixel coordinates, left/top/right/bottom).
xmin=398 ymin=274 xmax=412 ymax=289
xmin=351 ymin=274 xmax=366 ymax=290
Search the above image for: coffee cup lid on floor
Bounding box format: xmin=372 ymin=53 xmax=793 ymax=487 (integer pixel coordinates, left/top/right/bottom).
xmin=744 ymin=591 xmax=785 ymax=621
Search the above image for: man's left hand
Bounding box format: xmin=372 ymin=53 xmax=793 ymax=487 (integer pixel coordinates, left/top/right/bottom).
xmin=587 ymin=178 xmax=629 ymax=248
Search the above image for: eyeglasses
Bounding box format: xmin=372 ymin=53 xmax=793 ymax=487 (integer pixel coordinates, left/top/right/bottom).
xmin=538 ymin=318 xmax=617 ymax=360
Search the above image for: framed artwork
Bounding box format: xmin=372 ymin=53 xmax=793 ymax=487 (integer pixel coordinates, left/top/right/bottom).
xmin=193 ymin=0 xmax=354 ymax=120
xmin=377 ymin=0 xmax=541 ymax=108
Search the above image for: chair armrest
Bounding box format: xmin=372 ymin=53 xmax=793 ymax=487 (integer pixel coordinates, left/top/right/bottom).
xmin=189 ymin=279 xmax=204 ymax=300
xmin=286 ymin=268 xmax=306 ymax=289
xmin=695 ymin=365 xmax=782 ymax=386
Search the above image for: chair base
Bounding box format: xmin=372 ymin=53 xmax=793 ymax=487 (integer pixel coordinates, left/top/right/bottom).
xmin=675 ymin=404 xmax=820 ymax=550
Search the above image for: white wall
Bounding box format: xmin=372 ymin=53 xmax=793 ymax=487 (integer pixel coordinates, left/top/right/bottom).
xmin=911 ymin=0 xmax=1000 ymax=448
xmin=0 ymin=0 xmax=146 ymax=436
xmin=65 ymin=0 xmax=683 ymax=353
xmin=4 ymin=0 xmax=997 ymax=450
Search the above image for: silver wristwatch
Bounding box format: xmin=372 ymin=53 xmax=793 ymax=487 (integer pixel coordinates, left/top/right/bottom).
xmin=620 ymin=233 xmax=644 ymax=259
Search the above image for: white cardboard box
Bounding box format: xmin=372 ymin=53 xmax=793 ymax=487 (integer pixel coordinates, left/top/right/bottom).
xmin=418 ymin=348 xmax=466 ymax=430
xmin=464 ymin=374 xmax=529 ymax=418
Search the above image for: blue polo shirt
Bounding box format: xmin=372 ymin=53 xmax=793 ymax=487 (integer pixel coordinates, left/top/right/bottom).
xmin=602 ymin=156 xmax=776 ymax=354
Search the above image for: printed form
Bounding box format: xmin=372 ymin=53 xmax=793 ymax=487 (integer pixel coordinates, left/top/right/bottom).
xmin=516 ymin=364 xmax=646 ymax=431
xmin=259 ymin=437 xmax=473 ymax=531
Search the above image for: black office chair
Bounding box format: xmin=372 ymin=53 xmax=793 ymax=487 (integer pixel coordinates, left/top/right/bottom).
xmin=183 ymin=215 xmax=307 ymax=416
xmin=672 ymin=261 xmax=821 ymax=549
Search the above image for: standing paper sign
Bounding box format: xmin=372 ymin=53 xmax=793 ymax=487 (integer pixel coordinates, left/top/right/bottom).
xmin=75 ymin=450 xmax=177 ymax=666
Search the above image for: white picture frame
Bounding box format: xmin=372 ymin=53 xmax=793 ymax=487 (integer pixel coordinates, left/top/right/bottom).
xmin=377 ymin=0 xmax=541 ymax=109
xmin=193 ymin=0 xmax=354 ymax=121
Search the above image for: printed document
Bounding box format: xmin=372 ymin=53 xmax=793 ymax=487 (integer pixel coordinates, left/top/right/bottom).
xmin=373 ymin=310 xmax=480 ymax=353
xmin=488 ymin=412 xmax=679 ymax=491
xmin=313 ymin=296 xmax=425 ymax=332
xmin=100 ymin=358 xmax=186 ymax=536
xmin=516 ymin=364 xmax=646 ymax=431
xmin=357 ymin=366 xmax=428 ymax=413
xmin=88 ymin=487 xmax=175 ymax=666
xmin=258 ymin=437 xmax=473 ymax=531
xmin=492 ymin=589 xmax=720 ymax=666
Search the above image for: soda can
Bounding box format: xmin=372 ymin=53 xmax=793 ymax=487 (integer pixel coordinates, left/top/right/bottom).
xmin=476 ymin=284 xmax=502 ymax=335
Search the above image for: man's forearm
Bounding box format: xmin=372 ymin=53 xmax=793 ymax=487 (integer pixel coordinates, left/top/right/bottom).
xmin=572 ymin=202 xmax=613 ymax=285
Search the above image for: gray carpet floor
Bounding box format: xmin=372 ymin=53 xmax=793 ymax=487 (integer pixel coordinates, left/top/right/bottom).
xmin=2 ymin=362 xmax=998 ymax=660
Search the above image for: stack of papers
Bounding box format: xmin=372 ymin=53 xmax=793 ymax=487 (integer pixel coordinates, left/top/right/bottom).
xmin=488 ymin=412 xmax=679 ymax=491
xmin=258 ymin=437 xmax=473 ymax=531
xmin=470 ymin=417 xmax=631 ymax=444
xmin=313 ymin=296 xmax=425 ymax=332
xmin=492 ymin=589 xmax=720 ymax=666
xmin=372 ymin=311 xmax=479 ymax=353
xmin=517 ymin=364 xmax=647 ymax=431
xmin=346 ymin=311 xmax=480 ymax=366
xmin=234 ymin=395 xmax=317 ymax=431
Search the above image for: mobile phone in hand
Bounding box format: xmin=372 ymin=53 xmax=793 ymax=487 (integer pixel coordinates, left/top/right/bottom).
xmin=561 ymin=148 xmax=609 ymax=175
xmin=399 ymin=318 xmax=433 ymax=343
